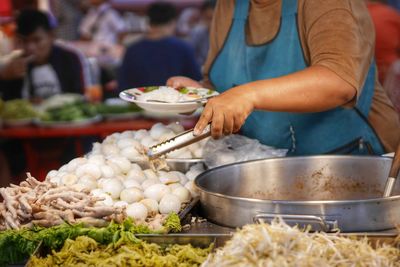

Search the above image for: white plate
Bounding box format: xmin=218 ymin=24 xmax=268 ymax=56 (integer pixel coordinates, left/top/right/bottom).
xmin=119 ymin=86 xmax=218 ymax=114
xmin=34 ymin=115 xmax=102 ymax=128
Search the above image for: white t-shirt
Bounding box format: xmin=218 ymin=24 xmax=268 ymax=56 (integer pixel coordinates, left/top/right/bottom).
xmin=22 ymin=64 xmax=61 ymax=99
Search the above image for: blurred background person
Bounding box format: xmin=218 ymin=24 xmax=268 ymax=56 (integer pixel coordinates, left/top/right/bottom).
xmin=367 ymin=0 xmax=400 ymax=83
xmin=0 ymin=9 xmax=91 ymax=102
xmin=118 ymin=2 xmax=201 ymax=90
xmin=53 ymin=0 xmax=83 ymax=41
xmin=79 ymin=0 xmax=126 ymax=44
xmin=188 ymin=0 xmax=215 ymax=67
xmin=367 ymin=0 xmax=400 ymax=114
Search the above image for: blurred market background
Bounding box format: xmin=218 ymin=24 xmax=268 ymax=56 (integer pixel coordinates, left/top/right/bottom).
xmin=0 ymin=0 xmax=399 ymax=186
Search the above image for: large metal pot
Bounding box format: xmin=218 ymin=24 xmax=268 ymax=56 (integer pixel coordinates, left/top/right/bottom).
xmin=195 ymin=156 xmax=400 ymax=232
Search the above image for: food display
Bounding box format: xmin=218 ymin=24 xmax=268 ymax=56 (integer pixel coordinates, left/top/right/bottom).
xmin=95 ymin=98 xmax=142 ymax=120
xmin=28 ymin=235 xmax=210 ymax=267
xmin=126 ymin=86 xmax=218 ymax=103
xmin=91 ymin=122 xmax=206 ymax=160
xmin=0 ymin=99 xmax=38 ymax=125
xmin=46 ymin=150 xmax=203 ymax=223
xmin=0 ymin=173 xmax=124 ymax=230
xmin=38 ymin=101 xmax=98 ymax=123
xmin=202 ymin=220 xmax=400 ymax=267
xmin=0 ymin=216 xmax=181 ymax=266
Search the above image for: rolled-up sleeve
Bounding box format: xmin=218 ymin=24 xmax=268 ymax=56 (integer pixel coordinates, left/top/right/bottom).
xmin=302 ymin=0 xmax=375 ymax=106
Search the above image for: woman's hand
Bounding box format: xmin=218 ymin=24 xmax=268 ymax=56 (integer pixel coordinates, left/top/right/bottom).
xmin=194 ymin=86 xmax=256 ymax=138
xmin=167 ymin=76 xmax=203 ymax=88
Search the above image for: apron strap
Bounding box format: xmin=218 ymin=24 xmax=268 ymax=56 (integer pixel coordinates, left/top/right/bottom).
xmin=233 ymin=0 xmax=249 ymax=20
xmin=355 ymin=61 xmax=376 ymax=116
xmin=282 ymin=0 xmax=298 ymax=15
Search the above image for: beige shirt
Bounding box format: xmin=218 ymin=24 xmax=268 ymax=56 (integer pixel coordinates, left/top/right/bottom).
xmin=203 ymin=0 xmax=400 ymax=152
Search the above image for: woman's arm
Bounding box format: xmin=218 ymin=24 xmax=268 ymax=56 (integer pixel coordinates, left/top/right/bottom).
xmin=194 ymin=65 xmax=356 ymax=138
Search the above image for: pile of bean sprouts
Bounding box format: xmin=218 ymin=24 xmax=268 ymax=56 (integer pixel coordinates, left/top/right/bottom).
xmin=202 ymin=220 xmax=400 ymax=267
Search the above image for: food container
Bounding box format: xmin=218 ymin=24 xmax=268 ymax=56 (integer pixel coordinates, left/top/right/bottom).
xmin=195 ymin=156 xmax=400 ymax=232
xmin=135 ymin=158 xmax=205 ymax=173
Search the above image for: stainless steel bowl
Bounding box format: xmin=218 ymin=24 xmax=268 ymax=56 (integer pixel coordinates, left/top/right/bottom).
xmin=195 ymin=156 xmax=400 ymax=232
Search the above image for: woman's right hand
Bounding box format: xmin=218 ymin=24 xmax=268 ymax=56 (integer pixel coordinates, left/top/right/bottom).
xmin=166 ymin=76 xmax=203 ymax=88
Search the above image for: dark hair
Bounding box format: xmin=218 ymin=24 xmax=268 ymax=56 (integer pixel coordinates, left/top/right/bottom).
xmin=201 ymin=0 xmax=216 ymax=11
xmin=147 ymin=2 xmax=177 ymax=26
xmin=16 ymin=9 xmax=52 ymax=36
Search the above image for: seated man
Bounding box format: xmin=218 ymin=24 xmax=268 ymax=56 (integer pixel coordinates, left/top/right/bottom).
xmin=0 ymin=9 xmax=91 ymax=101
xmin=118 ymin=2 xmax=201 ymax=90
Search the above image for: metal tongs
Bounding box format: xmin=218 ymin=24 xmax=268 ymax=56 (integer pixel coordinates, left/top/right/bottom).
xmin=147 ymin=124 xmax=211 ymax=159
xmin=383 ymin=142 xmax=400 ymax=197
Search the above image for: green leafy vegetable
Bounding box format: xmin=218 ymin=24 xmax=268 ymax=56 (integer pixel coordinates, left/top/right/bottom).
xmin=28 ymin=234 xmax=211 ymax=267
xmin=1 ymin=99 xmax=37 ymax=120
xmin=143 ymin=86 xmax=159 ymax=93
xmin=0 ymin=216 xmax=182 ymax=266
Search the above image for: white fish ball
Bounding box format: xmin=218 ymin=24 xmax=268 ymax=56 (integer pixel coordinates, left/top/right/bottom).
xmin=172 ymin=187 xmax=191 ymax=203
xmin=141 ymin=136 xmax=156 ymax=147
xmin=134 ymin=129 xmax=149 ymax=140
xmin=123 ymin=179 xmax=142 ymax=190
xmin=102 ymin=178 xmax=124 ymax=199
xmin=120 ymin=147 xmax=141 ymax=161
xmin=96 ymin=193 xmax=114 ymax=206
xmin=100 ymin=165 xmax=115 ymax=178
xmin=166 ymin=122 xmax=184 ymax=134
xmin=107 ymin=156 xmax=131 ymax=174
xmin=130 ymin=163 xmax=142 ymax=172
xmin=141 ymin=179 xmax=159 ymax=190
xmin=158 ymin=171 xmax=180 ymax=184
xmin=101 ymin=143 xmax=120 ymax=155
xmin=140 ymin=199 xmax=159 ymax=214
xmin=126 ymin=169 xmax=146 ymax=183
xmin=61 ymin=173 xmax=78 ymax=186
xmin=126 ymin=203 xmax=148 ymax=222
xmin=117 ymin=138 xmax=140 ymax=149
xmin=143 ymin=169 xmax=158 ymax=180
xmin=119 ymin=130 xmax=135 ymax=139
xmin=59 ymin=164 xmax=68 ymax=172
xmin=159 ymin=131 xmax=176 ymax=142
xmin=144 ymin=184 xmax=170 ymax=202
xmin=70 ymin=183 xmax=86 ymax=192
xmin=87 ymin=155 xmax=105 ymax=166
xmin=120 ymin=187 xmax=144 ymax=203
xmin=67 ymin=158 xmax=88 ymax=172
xmin=159 ymin=194 xmax=181 ymax=214
xmin=168 ymin=183 xmax=182 ymax=191
xmin=75 ymin=163 xmax=101 ymax=179
xmin=77 ymin=175 xmax=98 ymax=190
xmin=46 ymin=170 xmax=58 ymax=180
xmin=113 ymin=200 xmax=129 ymax=208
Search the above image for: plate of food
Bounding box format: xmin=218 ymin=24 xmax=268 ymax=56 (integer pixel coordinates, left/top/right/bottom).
xmin=96 ymin=98 xmax=142 ymax=121
xmin=35 ymin=101 xmax=101 ymax=128
xmin=119 ymin=86 xmax=218 ymax=113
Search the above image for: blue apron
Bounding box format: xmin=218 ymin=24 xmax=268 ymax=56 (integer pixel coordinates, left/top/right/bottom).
xmin=209 ymin=0 xmax=385 ymax=156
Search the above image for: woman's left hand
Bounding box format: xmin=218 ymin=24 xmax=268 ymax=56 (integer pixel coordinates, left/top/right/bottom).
xmin=194 ymin=86 xmax=256 ymax=138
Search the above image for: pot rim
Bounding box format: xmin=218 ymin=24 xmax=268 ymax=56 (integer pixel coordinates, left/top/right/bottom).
xmin=195 ymin=155 xmax=400 ymax=205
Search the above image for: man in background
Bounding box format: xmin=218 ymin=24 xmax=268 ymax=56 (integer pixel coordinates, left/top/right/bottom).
xmin=0 ymin=9 xmax=91 ymax=101
xmin=79 ymin=0 xmax=125 ymax=44
xmin=118 ymin=2 xmax=201 ymax=90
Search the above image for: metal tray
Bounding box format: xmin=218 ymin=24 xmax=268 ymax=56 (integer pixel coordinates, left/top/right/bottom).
xmin=135 ymin=158 xmax=205 ymax=173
